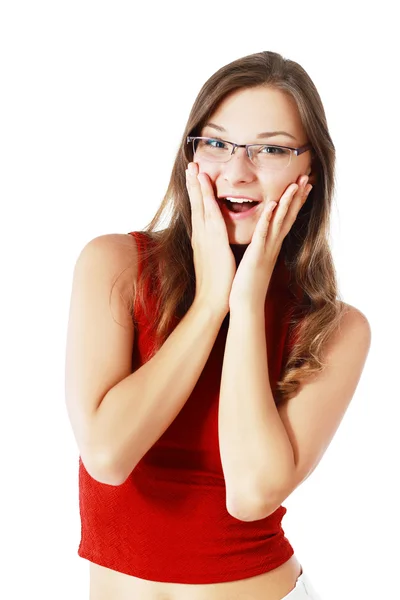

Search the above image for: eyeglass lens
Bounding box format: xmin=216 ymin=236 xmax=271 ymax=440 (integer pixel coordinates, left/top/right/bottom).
xmin=193 ymin=138 xmax=292 ymax=170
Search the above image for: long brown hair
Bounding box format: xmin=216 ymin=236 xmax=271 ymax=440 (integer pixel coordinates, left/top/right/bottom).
xmin=118 ymin=50 xmax=347 ymax=405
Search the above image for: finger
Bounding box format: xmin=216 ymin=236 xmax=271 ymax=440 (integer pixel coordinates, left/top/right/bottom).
xmin=275 ymin=181 xmax=313 ymax=241
xmin=273 ymin=184 xmax=299 ymax=228
xmin=196 ymin=172 xmax=221 ymax=220
xmin=302 ymin=184 xmax=313 ymax=204
xmin=254 ymin=200 xmax=278 ymax=241
xmin=186 ymin=163 xmax=204 ymax=222
xmin=294 ymin=177 xmax=312 ymax=205
xmin=290 ymin=180 xmax=312 ymax=216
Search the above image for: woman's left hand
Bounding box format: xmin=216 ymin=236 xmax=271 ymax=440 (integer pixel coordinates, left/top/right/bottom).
xmin=229 ymin=175 xmax=313 ymax=310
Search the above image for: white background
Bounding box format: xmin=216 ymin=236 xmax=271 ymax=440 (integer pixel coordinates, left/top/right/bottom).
xmin=1 ymin=1 xmax=399 ymax=599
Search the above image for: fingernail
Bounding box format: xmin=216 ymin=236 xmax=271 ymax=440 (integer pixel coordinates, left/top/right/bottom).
xmin=305 ymin=184 xmax=313 ymax=194
xmin=188 ymin=163 xmax=196 ymax=175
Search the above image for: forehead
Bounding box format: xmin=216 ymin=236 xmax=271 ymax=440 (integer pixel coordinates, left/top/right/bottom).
xmin=203 ymin=86 xmax=305 ymax=141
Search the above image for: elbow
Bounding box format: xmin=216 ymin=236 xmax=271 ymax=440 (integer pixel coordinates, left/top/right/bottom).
xmin=226 ymin=492 xmax=283 ymax=522
xmin=81 ymin=450 xmax=131 ymax=486
xmin=226 ymin=504 xmax=270 ymax=522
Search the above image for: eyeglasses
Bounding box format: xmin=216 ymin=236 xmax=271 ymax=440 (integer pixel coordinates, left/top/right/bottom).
xmin=187 ymin=136 xmax=313 ymax=171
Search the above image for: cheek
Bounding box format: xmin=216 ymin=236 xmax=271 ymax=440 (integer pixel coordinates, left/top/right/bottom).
xmin=259 ymin=172 xmax=292 ymax=200
xmin=195 ymin=160 xmax=219 ymax=179
xmin=260 ymin=164 xmax=306 ymax=199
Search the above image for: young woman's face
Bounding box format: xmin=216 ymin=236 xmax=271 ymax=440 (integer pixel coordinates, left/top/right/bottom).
xmin=195 ymin=85 xmax=314 ymax=245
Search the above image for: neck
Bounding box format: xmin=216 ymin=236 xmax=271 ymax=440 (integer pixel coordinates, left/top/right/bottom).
xmin=230 ymin=243 xmax=248 ymax=267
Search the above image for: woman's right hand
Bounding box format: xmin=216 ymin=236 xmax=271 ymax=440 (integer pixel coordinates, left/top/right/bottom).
xmin=185 ymin=161 xmax=236 ymax=317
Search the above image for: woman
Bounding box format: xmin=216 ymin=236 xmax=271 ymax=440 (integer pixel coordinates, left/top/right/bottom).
xmin=65 ymin=50 xmax=371 ymax=599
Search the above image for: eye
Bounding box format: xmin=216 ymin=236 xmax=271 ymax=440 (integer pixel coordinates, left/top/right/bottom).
xmin=259 ymin=145 xmax=286 ymax=155
xmin=204 ymin=138 xmax=228 ymax=149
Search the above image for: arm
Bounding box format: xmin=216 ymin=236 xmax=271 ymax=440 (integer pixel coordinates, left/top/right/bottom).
xmin=219 ymin=303 xmax=295 ymax=519
xmin=65 ymin=234 xmax=226 ymax=486
xmin=95 ymin=299 xmax=225 ymax=485
xmin=219 ymin=303 xmax=371 ymax=522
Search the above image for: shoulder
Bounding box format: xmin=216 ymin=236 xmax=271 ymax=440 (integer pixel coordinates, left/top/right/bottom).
xmin=339 ymin=303 xmax=371 ymax=338
xmin=80 ymin=231 xmax=138 ymax=253
xmin=330 ymin=302 xmax=372 ymax=361
xmin=77 ymin=233 xmax=139 ymax=304
xmin=79 ymin=233 xmax=138 ymax=269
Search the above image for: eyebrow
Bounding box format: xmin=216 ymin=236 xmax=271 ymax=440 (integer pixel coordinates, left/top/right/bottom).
xmin=204 ymin=122 xmax=297 ymax=141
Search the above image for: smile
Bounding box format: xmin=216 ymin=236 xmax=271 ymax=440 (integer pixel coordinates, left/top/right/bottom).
xmin=217 ymin=198 xmax=262 ymax=220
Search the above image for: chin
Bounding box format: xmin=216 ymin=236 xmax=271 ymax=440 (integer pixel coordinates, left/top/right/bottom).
xmin=228 ymin=229 xmax=253 ymax=246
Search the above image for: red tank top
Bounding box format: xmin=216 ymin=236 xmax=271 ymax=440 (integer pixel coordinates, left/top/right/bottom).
xmin=78 ymin=230 xmax=301 ymax=584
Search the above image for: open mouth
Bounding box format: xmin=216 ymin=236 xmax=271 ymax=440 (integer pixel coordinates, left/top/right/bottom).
xmin=218 ymin=197 xmax=261 ymax=214
xmin=218 ymin=196 xmax=260 ymax=213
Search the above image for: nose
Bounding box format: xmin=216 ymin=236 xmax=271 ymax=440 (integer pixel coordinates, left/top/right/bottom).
xmin=222 ymin=146 xmax=257 ymax=184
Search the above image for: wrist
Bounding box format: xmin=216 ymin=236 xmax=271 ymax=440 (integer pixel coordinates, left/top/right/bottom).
xmin=228 ymin=298 xmax=266 ymax=318
xmin=191 ymin=297 xmax=229 ymax=323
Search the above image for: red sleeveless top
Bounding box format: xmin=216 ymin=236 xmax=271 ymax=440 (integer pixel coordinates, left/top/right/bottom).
xmin=77 ymin=230 xmax=302 ymax=584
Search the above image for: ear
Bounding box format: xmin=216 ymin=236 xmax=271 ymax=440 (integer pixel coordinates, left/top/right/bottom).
xmin=305 ymin=156 xmax=317 ymax=186
xmin=306 ymin=168 xmax=317 ymax=186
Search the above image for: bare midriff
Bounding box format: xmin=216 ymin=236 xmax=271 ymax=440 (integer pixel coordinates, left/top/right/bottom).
xmin=88 ymin=554 xmax=302 ymax=600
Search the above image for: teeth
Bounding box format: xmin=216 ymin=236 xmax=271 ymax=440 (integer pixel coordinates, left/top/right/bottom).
xmin=224 ymin=197 xmax=258 ymax=203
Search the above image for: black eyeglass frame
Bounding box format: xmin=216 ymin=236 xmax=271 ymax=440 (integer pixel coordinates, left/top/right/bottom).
xmin=187 ymin=136 xmax=313 ymax=166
